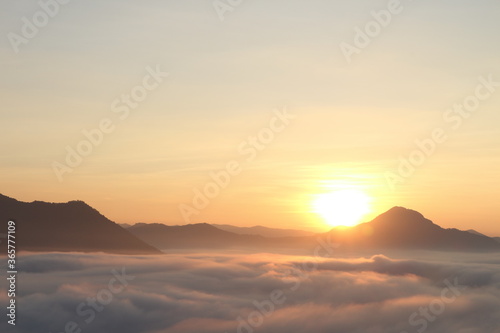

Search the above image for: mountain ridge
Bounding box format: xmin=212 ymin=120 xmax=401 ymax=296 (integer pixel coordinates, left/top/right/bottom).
xmin=127 ymin=222 xmax=275 ymax=249
xmin=1 ymin=193 xmax=498 ymax=253
xmin=128 ymin=206 xmax=500 ymax=252
xmin=211 ymin=224 xmax=315 ymax=238
xmin=0 ymin=194 xmax=161 ymax=254
xmin=323 ymin=207 xmax=500 ymax=251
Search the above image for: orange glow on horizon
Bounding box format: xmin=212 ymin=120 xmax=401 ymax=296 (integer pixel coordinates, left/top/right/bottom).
xmin=312 ymin=188 xmax=372 ymax=227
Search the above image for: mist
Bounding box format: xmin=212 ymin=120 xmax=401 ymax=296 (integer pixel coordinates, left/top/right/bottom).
xmin=1 ymin=250 xmax=499 ymax=333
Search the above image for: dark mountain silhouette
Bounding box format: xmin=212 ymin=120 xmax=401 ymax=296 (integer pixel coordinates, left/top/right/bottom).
xmin=0 ymin=194 xmax=161 ymax=254
xmin=1 ymin=194 xmax=497 ymax=253
xmin=465 ymin=230 xmax=500 ymax=244
xmin=211 ymin=224 xmax=315 ymax=237
xmin=466 ymin=229 xmax=488 ymax=237
xmin=129 ymin=207 xmax=499 ymax=252
xmin=127 ymin=223 xmax=279 ymax=249
xmin=322 ymin=207 xmax=500 ymax=251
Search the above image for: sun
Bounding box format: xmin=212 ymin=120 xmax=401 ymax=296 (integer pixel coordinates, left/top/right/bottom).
xmin=312 ymin=189 xmax=372 ymax=227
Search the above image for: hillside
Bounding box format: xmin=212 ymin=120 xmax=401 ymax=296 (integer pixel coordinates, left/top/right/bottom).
xmin=0 ymin=194 xmax=161 ymax=254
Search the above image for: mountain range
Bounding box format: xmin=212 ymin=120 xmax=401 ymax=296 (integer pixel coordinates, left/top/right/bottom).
xmin=121 ymin=223 xmax=314 ymax=238
xmin=0 ymin=194 xmax=498 ymax=254
xmin=126 ymin=207 xmax=500 ymax=251
xmin=127 ymin=223 xmax=272 ymax=250
xmin=211 ymin=224 xmax=315 ymax=237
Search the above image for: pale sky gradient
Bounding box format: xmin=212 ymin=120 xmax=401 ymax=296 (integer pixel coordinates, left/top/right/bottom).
xmin=1 ymin=0 xmax=499 ymax=235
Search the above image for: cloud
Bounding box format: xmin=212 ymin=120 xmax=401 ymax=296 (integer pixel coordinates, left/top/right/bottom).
xmin=1 ymin=251 xmax=500 ymax=333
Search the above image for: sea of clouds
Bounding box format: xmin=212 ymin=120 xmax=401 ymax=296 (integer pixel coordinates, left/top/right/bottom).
xmin=1 ymin=249 xmax=500 ymax=333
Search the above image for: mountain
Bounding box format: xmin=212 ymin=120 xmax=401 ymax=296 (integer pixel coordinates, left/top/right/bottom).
xmin=465 ymin=230 xmax=500 ymax=244
xmin=322 ymin=207 xmax=500 ymax=251
xmin=1 ymin=194 xmax=497 ymax=253
xmin=128 ymin=222 xmax=316 ymax=250
xmin=465 ymin=230 xmax=500 ymax=243
xmin=0 ymin=194 xmax=161 ymax=254
xmin=129 ymin=207 xmax=500 ymax=252
xmin=127 ymin=222 xmax=286 ymax=249
xmin=466 ymin=229 xmax=488 ymax=237
xmin=212 ymin=224 xmax=315 ymax=237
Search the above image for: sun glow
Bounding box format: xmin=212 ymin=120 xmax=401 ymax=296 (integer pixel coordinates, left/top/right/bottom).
xmin=313 ymin=189 xmax=372 ymax=227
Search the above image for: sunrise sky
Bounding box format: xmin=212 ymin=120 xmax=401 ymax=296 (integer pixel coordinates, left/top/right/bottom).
xmin=1 ymin=0 xmax=499 ymax=235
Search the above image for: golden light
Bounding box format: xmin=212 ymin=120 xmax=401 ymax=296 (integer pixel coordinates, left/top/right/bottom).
xmin=312 ymin=188 xmax=372 ymax=227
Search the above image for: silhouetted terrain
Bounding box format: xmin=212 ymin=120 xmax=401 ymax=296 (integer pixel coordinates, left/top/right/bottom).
xmin=212 ymin=224 xmax=315 ymax=237
xmin=323 ymin=207 xmax=500 ymax=251
xmin=130 ymin=207 xmax=500 ymax=252
xmin=466 ymin=229 xmax=488 ymax=237
xmin=127 ymin=223 xmax=310 ymax=250
xmin=0 ymin=194 xmax=161 ymax=254
xmin=1 ymin=193 xmax=498 ymax=253
xmin=466 ymin=229 xmax=500 ymax=244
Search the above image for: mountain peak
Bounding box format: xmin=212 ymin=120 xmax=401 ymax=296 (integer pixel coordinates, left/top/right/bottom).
xmin=466 ymin=229 xmax=487 ymax=237
xmin=385 ymin=206 xmax=425 ymax=217
xmin=372 ymin=206 xmax=432 ymax=227
xmin=324 ymin=206 xmax=500 ymax=251
xmin=0 ymin=194 xmax=161 ymax=254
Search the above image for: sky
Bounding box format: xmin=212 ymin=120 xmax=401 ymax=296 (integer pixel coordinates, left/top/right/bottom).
xmin=1 ymin=0 xmax=499 ymax=234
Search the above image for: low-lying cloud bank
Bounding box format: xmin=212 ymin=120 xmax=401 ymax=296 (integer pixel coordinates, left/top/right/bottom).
xmin=1 ymin=250 xmax=500 ymax=333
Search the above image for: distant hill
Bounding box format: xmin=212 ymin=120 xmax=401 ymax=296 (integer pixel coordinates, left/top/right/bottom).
xmin=1 ymin=193 xmax=497 ymax=253
xmin=322 ymin=207 xmax=500 ymax=251
xmin=0 ymin=194 xmax=161 ymax=254
xmin=127 ymin=223 xmax=293 ymax=250
xmin=129 ymin=207 xmax=500 ymax=252
xmin=465 ymin=230 xmax=500 ymax=244
xmin=212 ymin=224 xmax=315 ymax=238
xmin=466 ymin=229 xmax=488 ymax=237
